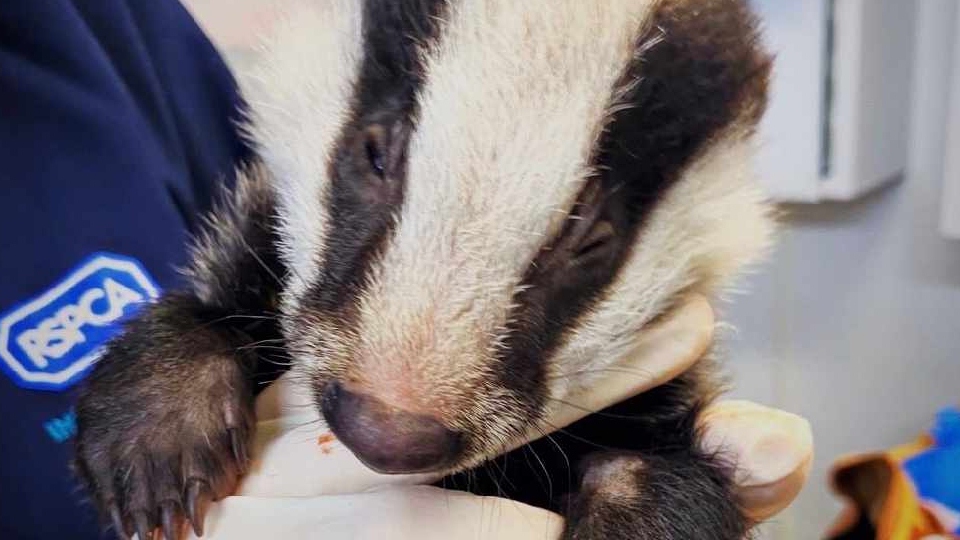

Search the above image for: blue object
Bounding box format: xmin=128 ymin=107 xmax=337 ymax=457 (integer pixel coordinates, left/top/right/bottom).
xmin=0 ymin=0 xmax=248 ymax=537
xmin=0 ymin=252 xmax=161 ymax=392
xmin=903 ymin=407 xmax=960 ymax=535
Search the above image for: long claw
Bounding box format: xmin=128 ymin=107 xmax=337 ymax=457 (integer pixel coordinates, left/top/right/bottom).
xmin=228 ymin=428 xmax=248 ymax=473
xmin=186 ymin=479 xmax=211 ymax=537
xmin=109 ymin=504 xmax=130 ymax=540
xmin=160 ymin=502 xmax=179 ymax=540
xmin=133 ymin=511 xmax=154 ymax=540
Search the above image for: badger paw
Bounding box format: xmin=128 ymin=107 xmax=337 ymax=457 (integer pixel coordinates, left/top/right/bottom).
xmin=561 ymin=450 xmax=746 ymax=540
xmin=74 ymin=306 xmax=255 ymax=540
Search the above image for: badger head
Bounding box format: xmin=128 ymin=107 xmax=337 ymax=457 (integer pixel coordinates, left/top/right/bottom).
xmin=241 ymin=0 xmax=773 ymax=475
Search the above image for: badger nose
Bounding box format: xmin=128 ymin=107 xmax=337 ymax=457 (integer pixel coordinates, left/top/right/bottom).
xmin=321 ymin=381 xmax=463 ymax=474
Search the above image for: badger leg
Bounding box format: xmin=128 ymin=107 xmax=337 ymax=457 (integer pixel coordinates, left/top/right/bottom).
xmin=560 ymin=365 xmax=747 ymax=540
xmin=75 ymin=164 xmax=284 ymax=540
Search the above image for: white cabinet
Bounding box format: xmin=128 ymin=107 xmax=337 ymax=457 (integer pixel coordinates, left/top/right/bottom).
xmin=754 ymin=0 xmax=917 ymax=203
xmin=941 ymin=5 xmax=960 ymax=240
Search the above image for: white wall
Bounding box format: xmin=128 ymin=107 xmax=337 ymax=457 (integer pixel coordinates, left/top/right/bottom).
xmin=724 ymin=1 xmax=960 ymax=537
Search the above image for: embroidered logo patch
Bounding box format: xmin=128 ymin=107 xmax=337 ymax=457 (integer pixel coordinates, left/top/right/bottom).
xmin=0 ymin=253 xmax=160 ymax=391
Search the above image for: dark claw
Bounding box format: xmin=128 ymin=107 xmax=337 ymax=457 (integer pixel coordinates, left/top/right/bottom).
xmin=160 ymin=502 xmax=179 ymax=540
xmin=109 ymin=504 xmax=130 ymax=540
xmin=186 ymin=478 xmax=211 ymax=537
xmin=133 ymin=511 xmax=154 ymax=540
xmin=228 ymin=428 xmax=248 ymax=473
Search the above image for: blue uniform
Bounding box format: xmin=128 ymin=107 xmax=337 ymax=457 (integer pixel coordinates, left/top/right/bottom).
xmin=0 ymin=1 xmax=248 ymax=537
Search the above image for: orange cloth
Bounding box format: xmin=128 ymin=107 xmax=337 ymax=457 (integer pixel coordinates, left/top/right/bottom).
xmin=826 ymin=434 xmax=953 ymax=539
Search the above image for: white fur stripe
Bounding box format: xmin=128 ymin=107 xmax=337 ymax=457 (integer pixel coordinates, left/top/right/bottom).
xmin=356 ymin=0 xmax=659 ymax=377
xmin=242 ymin=0 xmax=365 ymax=305
xmin=243 ymin=0 xmax=773 ymax=427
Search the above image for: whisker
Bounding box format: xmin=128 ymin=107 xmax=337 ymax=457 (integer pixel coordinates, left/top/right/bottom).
xmin=544 ymin=397 xmax=648 ymax=420
xmin=536 ymin=419 xmax=612 ymax=451
xmin=239 ymin=233 xmax=284 ymax=288
xmin=258 ymin=355 xmax=295 ymax=368
xmin=482 ymin=462 xmax=505 ymax=499
xmin=538 ymin=428 xmax=572 ymax=495
xmin=239 ymin=344 xmax=291 ymax=353
xmin=237 ymin=337 xmax=287 ymax=348
xmin=176 ymin=313 xmax=281 ymax=340
xmin=486 ymin=451 xmax=518 ymax=494
xmin=523 ymin=444 xmax=553 ymax=499
xmin=547 ymin=365 xmax=656 ymax=381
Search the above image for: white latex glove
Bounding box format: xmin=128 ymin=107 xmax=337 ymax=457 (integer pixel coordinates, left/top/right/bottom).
xmin=186 ymin=296 xmax=812 ymax=539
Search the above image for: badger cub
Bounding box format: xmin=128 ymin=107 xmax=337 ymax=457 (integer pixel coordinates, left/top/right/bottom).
xmin=75 ymin=0 xmax=774 ymax=538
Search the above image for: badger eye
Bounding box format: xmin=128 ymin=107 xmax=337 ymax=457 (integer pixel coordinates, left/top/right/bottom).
xmin=365 ymin=134 xmax=386 ymax=178
xmin=574 ymin=220 xmax=616 ymax=261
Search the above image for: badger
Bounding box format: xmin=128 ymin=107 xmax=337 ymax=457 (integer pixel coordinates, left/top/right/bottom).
xmin=74 ymin=0 xmax=774 ymax=538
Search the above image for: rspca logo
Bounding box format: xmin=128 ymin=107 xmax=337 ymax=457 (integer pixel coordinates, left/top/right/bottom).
xmin=0 ymin=253 xmax=160 ymax=391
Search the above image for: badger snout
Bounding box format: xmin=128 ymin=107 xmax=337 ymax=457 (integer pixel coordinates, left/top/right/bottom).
xmin=320 ymin=381 xmax=464 ymax=474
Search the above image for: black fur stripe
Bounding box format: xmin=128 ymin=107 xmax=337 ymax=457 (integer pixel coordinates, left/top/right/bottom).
xmin=302 ymin=0 xmax=449 ymax=315
xmin=353 ymin=0 xmax=449 ymax=116
xmin=492 ymin=0 xmax=771 ymax=407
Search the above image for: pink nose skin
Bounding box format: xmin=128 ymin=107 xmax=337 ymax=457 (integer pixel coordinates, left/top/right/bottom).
xmin=321 ymin=381 xmax=463 ymax=474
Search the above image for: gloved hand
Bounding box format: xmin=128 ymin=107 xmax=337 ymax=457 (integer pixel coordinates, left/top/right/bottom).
xmin=185 ymin=296 xmax=813 ymax=539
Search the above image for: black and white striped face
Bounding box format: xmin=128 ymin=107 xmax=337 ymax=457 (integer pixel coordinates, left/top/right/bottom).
xmin=244 ymin=0 xmax=773 ymax=474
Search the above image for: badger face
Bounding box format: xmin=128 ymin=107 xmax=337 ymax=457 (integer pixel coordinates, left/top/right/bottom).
xmin=243 ymin=0 xmax=773 ymax=475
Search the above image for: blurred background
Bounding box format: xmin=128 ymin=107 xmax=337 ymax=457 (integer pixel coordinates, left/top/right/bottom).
xmin=724 ymin=2 xmax=960 ymax=538
xmin=180 ymin=1 xmax=960 ymax=538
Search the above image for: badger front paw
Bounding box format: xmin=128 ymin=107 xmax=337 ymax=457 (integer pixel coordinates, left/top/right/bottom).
xmin=74 ymin=304 xmax=256 ymax=540
xmin=562 ymin=451 xmax=747 ymax=540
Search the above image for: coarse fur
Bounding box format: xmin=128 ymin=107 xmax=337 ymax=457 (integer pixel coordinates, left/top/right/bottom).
xmin=74 ymin=0 xmax=775 ymax=539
